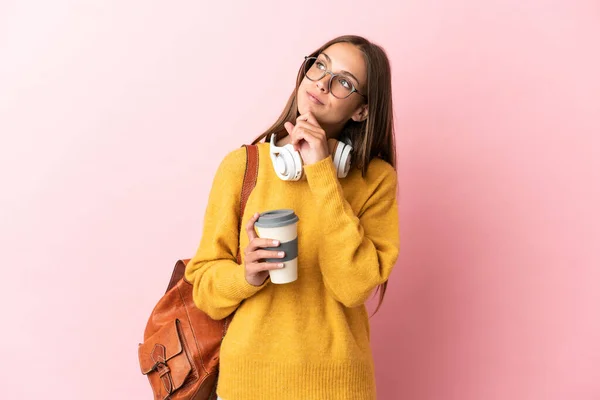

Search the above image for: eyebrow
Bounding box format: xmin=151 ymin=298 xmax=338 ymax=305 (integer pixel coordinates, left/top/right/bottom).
xmin=320 ymin=52 xmax=361 ymax=87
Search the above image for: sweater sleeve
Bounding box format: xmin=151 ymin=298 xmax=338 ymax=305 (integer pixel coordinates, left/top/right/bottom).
xmin=184 ymin=147 xmax=268 ymax=320
xmin=303 ymin=155 xmax=400 ymax=308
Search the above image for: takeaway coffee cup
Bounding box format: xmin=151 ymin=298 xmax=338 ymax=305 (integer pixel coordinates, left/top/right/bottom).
xmin=254 ymin=209 xmax=299 ymax=284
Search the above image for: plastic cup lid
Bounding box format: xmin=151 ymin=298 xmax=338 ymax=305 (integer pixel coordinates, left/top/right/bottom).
xmin=255 ymin=209 xmax=299 ymax=228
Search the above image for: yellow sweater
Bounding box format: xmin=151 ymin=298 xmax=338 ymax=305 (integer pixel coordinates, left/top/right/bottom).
xmin=185 ymin=141 xmax=400 ymax=400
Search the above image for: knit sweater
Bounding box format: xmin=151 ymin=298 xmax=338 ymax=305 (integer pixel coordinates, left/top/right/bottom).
xmin=184 ymin=141 xmax=400 ymax=400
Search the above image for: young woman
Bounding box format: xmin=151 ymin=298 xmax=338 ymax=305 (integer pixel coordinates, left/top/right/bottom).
xmin=185 ymin=34 xmax=400 ymax=400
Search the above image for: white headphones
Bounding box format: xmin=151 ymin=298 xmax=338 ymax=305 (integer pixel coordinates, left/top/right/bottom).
xmin=269 ymin=133 xmax=353 ymax=181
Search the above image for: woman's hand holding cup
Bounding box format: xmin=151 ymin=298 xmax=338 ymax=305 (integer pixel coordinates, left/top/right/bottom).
xmin=244 ymin=212 xmax=285 ymax=286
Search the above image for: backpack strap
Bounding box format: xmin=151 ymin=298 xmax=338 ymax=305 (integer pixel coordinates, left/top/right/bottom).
xmin=236 ymin=144 xmax=259 ymax=264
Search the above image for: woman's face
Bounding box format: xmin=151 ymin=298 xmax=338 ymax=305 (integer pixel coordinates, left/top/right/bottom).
xmin=296 ymin=42 xmax=368 ymax=136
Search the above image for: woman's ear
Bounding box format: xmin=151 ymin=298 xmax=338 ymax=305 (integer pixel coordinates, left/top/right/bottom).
xmin=351 ymin=104 xmax=369 ymax=122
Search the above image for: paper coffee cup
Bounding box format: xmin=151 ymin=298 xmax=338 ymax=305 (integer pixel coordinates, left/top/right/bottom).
xmin=254 ymin=209 xmax=299 ymax=284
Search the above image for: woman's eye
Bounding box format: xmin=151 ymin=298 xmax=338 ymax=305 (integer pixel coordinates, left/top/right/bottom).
xmin=316 ymin=61 xmax=326 ymax=70
xmin=339 ymin=78 xmax=351 ymax=89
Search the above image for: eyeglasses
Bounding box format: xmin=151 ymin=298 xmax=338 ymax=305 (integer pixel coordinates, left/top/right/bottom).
xmin=302 ymin=56 xmax=367 ymax=100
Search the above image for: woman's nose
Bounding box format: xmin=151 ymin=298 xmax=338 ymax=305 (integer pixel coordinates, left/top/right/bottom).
xmin=316 ymin=73 xmax=332 ymax=93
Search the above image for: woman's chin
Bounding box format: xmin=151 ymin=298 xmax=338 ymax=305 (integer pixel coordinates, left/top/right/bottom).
xmin=297 ymin=100 xmax=321 ymax=118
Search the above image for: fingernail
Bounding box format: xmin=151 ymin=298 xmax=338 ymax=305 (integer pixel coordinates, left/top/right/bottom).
xmin=278 ymin=251 xmax=285 ymax=257
xmin=272 ymin=240 xmax=279 ymax=245
xmin=278 ymin=263 xmax=284 ymax=267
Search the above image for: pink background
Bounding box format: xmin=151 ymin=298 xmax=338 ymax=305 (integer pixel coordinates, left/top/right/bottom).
xmin=1 ymin=1 xmax=599 ymax=399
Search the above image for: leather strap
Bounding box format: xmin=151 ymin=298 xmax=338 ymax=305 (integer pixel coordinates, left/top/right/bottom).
xmin=149 ymin=344 xmax=174 ymax=395
xmin=236 ymin=144 xmax=259 ymax=264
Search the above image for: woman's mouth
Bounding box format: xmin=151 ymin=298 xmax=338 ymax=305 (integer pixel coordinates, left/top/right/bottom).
xmin=307 ymin=91 xmax=324 ymax=105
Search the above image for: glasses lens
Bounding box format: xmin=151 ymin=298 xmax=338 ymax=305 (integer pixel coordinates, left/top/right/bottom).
xmin=304 ymin=57 xmax=325 ymax=81
xmin=331 ymin=76 xmax=354 ymax=99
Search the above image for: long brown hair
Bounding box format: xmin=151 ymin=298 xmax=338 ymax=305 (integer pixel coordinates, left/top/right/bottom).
xmin=252 ymin=35 xmax=397 ymax=314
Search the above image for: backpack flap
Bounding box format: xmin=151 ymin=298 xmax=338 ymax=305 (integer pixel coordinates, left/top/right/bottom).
xmin=138 ymin=319 xmax=192 ymax=396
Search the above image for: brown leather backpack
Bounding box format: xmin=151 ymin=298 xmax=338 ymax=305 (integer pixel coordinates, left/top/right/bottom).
xmin=138 ymin=144 xmax=259 ymax=400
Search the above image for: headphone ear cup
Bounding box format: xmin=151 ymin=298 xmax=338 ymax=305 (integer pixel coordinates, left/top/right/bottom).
xmin=273 ymin=145 xmax=303 ymax=181
xmin=287 ymin=145 xmax=304 ymax=180
xmin=333 ymin=141 xmax=352 ymax=178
